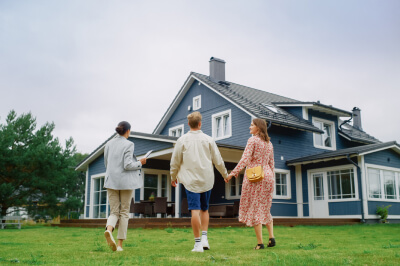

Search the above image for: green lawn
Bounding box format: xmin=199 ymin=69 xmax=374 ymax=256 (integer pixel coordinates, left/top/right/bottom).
xmin=0 ymin=224 xmax=399 ymax=265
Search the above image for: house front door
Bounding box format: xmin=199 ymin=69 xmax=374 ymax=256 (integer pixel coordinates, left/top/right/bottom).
xmin=310 ymin=172 xmax=329 ymax=218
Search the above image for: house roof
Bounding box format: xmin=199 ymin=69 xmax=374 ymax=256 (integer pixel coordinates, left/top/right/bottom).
xmin=286 ymin=141 xmax=400 ymax=166
xmin=154 ymin=72 xmax=325 ymax=134
xmin=338 ymin=122 xmax=381 ymax=144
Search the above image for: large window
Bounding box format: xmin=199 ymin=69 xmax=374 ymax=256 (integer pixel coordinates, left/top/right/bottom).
xmin=141 ymin=171 xmax=171 ymax=201
xmin=92 ymin=177 xmax=107 ymax=218
xmin=312 ymin=118 xmax=336 ymax=150
xmin=327 ymin=169 xmax=355 ymax=199
xmin=169 ymin=124 xmax=184 ymax=137
xmin=367 ymin=165 xmax=400 ymax=201
xmin=226 ymin=170 xmax=290 ymax=200
xmin=212 ymin=110 xmax=232 ymax=140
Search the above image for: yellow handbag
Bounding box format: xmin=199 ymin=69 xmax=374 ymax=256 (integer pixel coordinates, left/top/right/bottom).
xmin=246 ymin=166 xmax=264 ymax=183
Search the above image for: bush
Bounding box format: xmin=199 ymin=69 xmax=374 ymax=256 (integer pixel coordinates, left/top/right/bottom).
xmin=376 ymin=205 xmax=391 ymax=221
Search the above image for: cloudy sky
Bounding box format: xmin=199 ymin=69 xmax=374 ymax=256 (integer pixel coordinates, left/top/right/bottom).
xmin=1 ymin=0 xmax=399 ymax=154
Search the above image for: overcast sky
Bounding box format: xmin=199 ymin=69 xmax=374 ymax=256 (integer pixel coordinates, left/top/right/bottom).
xmin=1 ymin=0 xmax=399 ymax=154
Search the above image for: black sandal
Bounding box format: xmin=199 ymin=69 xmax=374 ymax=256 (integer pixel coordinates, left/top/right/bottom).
xmin=254 ymin=244 xmax=264 ymax=250
xmin=267 ymin=238 xmax=276 ymax=247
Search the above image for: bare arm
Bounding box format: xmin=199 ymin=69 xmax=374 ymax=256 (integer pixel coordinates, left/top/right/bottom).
xmin=210 ymin=141 xmax=228 ymax=179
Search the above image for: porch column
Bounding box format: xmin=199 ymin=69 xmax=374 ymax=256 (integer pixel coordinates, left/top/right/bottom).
xmin=175 ymin=182 xmax=181 ymax=218
xmin=295 ymin=165 xmax=303 ymax=218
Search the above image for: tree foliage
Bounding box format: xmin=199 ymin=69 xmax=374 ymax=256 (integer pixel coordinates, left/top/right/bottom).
xmin=0 ymin=110 xmax=79 ymax=217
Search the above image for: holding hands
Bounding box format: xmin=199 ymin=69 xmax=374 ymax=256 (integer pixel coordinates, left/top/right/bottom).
xmin=224 ymin=173 xmax=235 ymax=183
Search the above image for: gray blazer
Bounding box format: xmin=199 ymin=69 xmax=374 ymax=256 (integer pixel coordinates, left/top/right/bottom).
xmin=104 ymin=135 xmax=143 ymax=190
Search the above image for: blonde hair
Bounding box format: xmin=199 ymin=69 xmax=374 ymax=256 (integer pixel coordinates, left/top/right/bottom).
xmin=187 ymin=111 xmax=202 ymax=128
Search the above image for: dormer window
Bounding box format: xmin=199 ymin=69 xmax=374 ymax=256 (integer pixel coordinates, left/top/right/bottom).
xmin=193 ymin=95 xmax=201 ymax=110
xmin=169 ymin=124 xmax=184 ymax=137
xmin=312 ymin=117 xmax=336 ymax=150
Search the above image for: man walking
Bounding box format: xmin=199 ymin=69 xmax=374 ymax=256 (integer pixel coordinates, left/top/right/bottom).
xmin=170 ymin=111 xmax=228 ymax=252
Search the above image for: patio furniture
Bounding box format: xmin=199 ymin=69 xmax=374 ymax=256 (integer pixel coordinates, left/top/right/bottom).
xmin=233 ymin=200 xmax=240 ymax=217
xmin=130 ymin=199 xmax=146 ymax=217
xmin=181 ymin=198 xmax=190 ymax=216
xmin=209 ymin=205 xmax=234 ymax=218
xmin=167 ymin=203 xmax=175 ymax=217
xmin=154 ymin=197 xmax=168 ymax=217
xmin=0 ymin=216 xmax=22 ymax=229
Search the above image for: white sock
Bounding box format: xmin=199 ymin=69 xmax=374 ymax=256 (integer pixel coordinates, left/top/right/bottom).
xmin=202 ymin=231 xmax=208 ymax=240
xmin=195 ymin=237 xmax=201 ymax=244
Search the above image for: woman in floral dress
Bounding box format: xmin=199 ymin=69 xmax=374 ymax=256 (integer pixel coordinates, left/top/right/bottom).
xmin=226 ymin=118 xmax=275 ymax=249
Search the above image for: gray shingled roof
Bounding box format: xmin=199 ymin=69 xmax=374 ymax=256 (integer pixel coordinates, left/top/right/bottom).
xmin=273 ymin=101 xmax=352 ymax=117
xmin=192 ymin=72 xmax=324 ymax=133
xmin=287 ymin=141 xmax=399 ymax=165
xmin=338 ymin=123 xmax=380 ymax=144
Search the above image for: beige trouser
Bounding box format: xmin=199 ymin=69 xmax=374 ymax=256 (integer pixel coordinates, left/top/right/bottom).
xmin=106 ymin=189 xmax=133 ymax=240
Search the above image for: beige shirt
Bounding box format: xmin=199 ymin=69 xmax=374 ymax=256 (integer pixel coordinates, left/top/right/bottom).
xmin=170 ymin=130 xmax=228 ymax=193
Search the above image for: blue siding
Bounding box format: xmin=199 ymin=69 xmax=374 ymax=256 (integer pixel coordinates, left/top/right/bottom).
xmin=364 ymin=149 xmax=400 ymax=168
xmin=271 ymin=203 xmax=298 ymax=217
xmin=329 ymin=201 xmax=361 ymax=215
xmin=160 ymin=81 xmax=251 ymax=148
xmin=282 ymin=107 xmax=303 ymax=119
xmin=368 ymin=201 xmax=400 ymax=215
xmin=127 ymin=137 xmax=173 ymax=156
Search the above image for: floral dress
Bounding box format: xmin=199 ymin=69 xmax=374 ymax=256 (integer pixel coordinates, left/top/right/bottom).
xmin=230 ymin=135 xmax=275 ymax=227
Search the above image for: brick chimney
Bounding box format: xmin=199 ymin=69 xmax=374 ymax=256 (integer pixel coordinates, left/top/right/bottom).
xmin=209 ymin=57 xmax=225 ymax=82
xmin=352 ymin=107 xmax=362 ymax=131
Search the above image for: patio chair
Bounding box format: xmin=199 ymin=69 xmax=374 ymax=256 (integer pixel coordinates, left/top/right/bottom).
xmin=154 ymin=197 xmax=168 ymax=217
xmin=233 ymin=200 xmax=240 ymax=217
xmin=130 ymin=200 xmax=146 ymax=217
xmin=181 ymin=198 xmax=190 ymax=217
xmin=167 ymin=203 xmax=175 ymax=217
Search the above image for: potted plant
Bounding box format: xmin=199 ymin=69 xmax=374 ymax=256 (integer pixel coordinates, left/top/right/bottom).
xmin=376 ymin=205 xmax=391 ymax=223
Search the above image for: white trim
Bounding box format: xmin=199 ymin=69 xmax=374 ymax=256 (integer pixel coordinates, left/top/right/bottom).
xmin=225 ymin=171 xmax=244 ymax=200
xmin=175 ymin=183 xmax=180 ymax=218
xmin=359 ymin=156 xmax=368 ymax=220
xmin=338 ymin=132 xmax=352 ymax=141
xmin=90 ymin=173 xmax=107 ymax=219
xmin=84 ymin=168 xmax=89 ymax=218
xmin=365 ymin=163 xmax=400 ymax=202
xmin=130 ymin=134 xmax=177 ymax=144
xmin=275 ymin=103 xmax=314 ymax=107
xmin=212 ymin=109 xmax=232 ymax=141
xmin=360 ymin=145 xmax=400 ymax=156
xmin=273 ymin=169 xmax=292 ymax=199
xmin=302 ymin=107 xmax=309 ymax=120
xmin=295 ymin=165 xmax=303 ymax=218
xmin=312 ymin=117 xmax=336 ymax=151
xmin=137 ymin=147 xmax=175 ymax=160
xmin=168 ymin=124 xmax=184 ymax=137
xmin=140 ymin=169 xmax=171 ymax=201
xmin=193 ymin=95 xmax=201 ymax=110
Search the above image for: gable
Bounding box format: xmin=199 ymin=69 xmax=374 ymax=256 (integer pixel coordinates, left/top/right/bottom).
xmin=160 ymin=78 xmax=252 ymax=147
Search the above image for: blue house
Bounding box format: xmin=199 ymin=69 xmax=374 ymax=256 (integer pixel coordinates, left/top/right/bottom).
xmin=76 ymin=57 xmax=400 ymax=222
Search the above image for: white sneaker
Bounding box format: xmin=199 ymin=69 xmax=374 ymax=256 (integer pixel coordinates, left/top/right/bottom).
xmin=104 ymin=230 xmax=117 ymax=251
xmin=116 ymin=246 xmax=123 ymax=252
xmin=201 ymin=238 xmax=210 ymax=250
xmin=191 ymin=242 xmax=204 ymax=252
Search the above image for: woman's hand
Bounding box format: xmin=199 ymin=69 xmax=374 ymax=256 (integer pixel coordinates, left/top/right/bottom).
xmin=225 ymin=174 xmax=234 ymax=183
xmin=140 ymin=158 xmax=147 ymax=165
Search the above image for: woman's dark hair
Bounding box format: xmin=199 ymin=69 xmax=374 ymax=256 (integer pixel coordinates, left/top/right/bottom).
xmin=115 ymin=121 xmax=131 ymax=135
xmin=252 ymin=118 xmax=270 ymax=142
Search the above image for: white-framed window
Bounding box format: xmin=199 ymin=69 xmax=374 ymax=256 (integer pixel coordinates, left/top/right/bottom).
xmin=169 ymin=124 xmax=184 ymax=137
xmin=193 ymin=95 xmax=201 ymax=110
xmin=212 ymin=109 xmax=232 ymax=140
xmin=225 ymin=173 xmax=244 ymax=200
xmin=274 ymin=169 xmax=291 ymax=199
xmin=308 ymin=165 xmax=359 ymax=202
xmin=327 ymin=169 xmax=355 ymax=199
xmin=140 ymin=170 xmax=172 ymax=201
xmin=225 ymin=169 xmax=291 ymax=200
xmin=312 ymin=117 xmax=336 ymax=150
xmin=91 ymin=174 xmax=108 ymax=219
xmin=261 ymin=103 xmax=282 ymax=114
xmin=366 ymin=164 xmax=400 ymax=202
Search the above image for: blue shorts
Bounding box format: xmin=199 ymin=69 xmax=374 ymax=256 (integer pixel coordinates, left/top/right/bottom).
xmin=185 ymin=189 xmax=212 ymax=211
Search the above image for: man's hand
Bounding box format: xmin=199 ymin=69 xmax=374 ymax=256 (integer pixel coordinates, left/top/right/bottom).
xmin=171 ymin=179 xmax=178 ymax=187
xmin=224 ymin=174 xmax=234 ymax=183
xmin=140 ymin=158 xmax=147 ymax=165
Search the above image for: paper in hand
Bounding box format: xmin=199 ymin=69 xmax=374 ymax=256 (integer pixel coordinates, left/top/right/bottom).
xmin=144 ymin=150 xmax=153 ymax=158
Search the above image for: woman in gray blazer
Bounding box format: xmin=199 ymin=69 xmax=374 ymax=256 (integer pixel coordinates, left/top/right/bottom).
xmin=104 ymin=121 xmax=146 ymax=252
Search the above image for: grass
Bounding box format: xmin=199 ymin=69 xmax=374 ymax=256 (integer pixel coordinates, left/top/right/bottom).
xmin=0 ymin=224 xmax=399 ymax=265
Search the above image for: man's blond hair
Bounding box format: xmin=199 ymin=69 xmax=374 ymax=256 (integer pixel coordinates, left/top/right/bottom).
xmin=187 ymin=111 xmax=202 ymax=128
